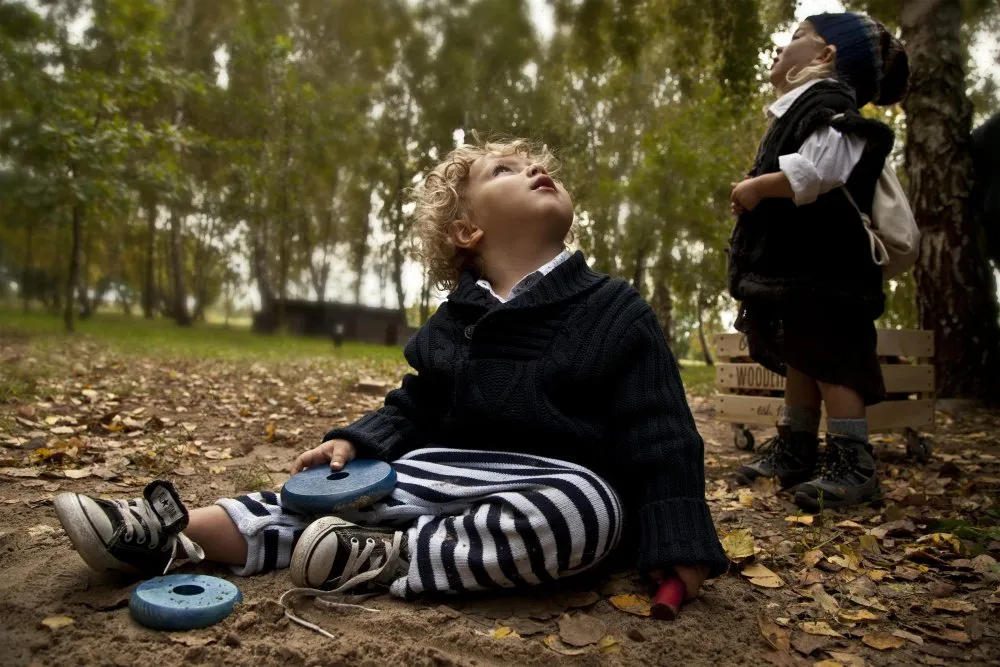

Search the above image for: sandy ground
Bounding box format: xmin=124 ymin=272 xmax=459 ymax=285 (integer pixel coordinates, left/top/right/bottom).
xmin=1 ymin=334 xmax=998 ymax=666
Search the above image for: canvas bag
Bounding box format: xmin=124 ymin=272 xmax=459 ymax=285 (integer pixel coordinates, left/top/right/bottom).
xmin=840 ymin=161 xmax=921 ymax=279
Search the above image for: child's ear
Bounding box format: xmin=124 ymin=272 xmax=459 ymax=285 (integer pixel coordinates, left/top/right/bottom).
xmin=817 ymin=44 xmax=836 ymax=66
xmin=452 ymin=218 xmax=484 ymax=249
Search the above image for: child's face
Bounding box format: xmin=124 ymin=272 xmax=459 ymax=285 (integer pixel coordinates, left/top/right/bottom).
xmin=769 ymin=21 xmax=831 ymax=92
xmin=459 ymin=153 xmax=574 ymax=253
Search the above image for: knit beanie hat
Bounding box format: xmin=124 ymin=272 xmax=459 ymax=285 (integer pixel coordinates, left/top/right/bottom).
xmin=806 ymin=12 xmax=909 ymax=107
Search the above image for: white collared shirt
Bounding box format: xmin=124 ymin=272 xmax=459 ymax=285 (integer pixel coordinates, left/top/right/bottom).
xmin=769 ymin=78 xmax=867 ymax=206
xmin=476 ymin=250 xmax=572 ymax=303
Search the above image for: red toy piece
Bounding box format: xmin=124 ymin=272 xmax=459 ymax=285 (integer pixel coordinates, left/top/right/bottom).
xmin=650 ymin=576 xmax=686 ymax=620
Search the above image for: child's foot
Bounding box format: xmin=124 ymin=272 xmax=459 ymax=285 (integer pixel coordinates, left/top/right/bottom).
xmin=794 ymin=435 xmax=880 ymax=511
xmin=289 ymin=516 xmax=409 ymax=593
xmin=54 ymin=481 xmax=204 ymax=575
xmin=733 ymin=426 xmax=818 ymax=489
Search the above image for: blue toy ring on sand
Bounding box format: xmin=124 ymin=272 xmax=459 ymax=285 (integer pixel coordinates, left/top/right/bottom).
xmin=130 ymin=574 xmax=242 ymax=631
xmin=281 ymin=459 xmax=396 ymax=515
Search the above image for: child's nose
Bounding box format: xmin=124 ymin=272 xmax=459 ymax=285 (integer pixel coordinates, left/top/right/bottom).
xmin=527 ymin=163 xmax=548 ymax=177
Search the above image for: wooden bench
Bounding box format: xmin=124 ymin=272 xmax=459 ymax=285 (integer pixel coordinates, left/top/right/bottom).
xmin=712 ymin=329 xmax=935 ymax=460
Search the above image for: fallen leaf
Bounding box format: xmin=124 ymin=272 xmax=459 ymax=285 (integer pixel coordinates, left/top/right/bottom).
xmin=557 ymin=612 xmax=606 ymax=647
xmin=838 ymin=609 xmax=878 ymax=624
xmin=50 ymin=426 xmax=75 ymax=435
xmin=2 ymin=468 xmax=40 ymax=478
xmin=757 ymin=614 xmax=791 ymax=651
xmin=41 ymin=616 xmax=74 ymax=630
xmin=826 ymin=651 xmax=866 ymax=667
xmin=608 ymin=594 xmax=650 ymax=617
xmin=828 ymin=544 xmax=862 ymax=571
xmin=721 ymin=528 xmax=756 ymax=561
xmin=862 ymin=633 xmax=904 ymax=650
xmin=891 ymin=629 xmax=923 ymax=645
xmin=801 ymin=622 xmax=842 ymax=638
xmin=930 ymin=598 xmax=976 ymax=614
xmin=803 ymin=550 xmax=824 ymax=568
xmin=490 ymin=625 xmax=520 ymax=639
xmin=924 ymin=628 xmax=970 ymax=644
xmin=180 ymin=422 xmax=197 ymax=433
xmin=870 ymin=519 xmax=916 ymax=540
xmin=808 ymin=583 xmax=840 ymax=615
xmin=742 ymin=563 xmax=784 ymax=588
xmin=971 ymin=554 xmax=997 ymax=574
xmin=63 ymin=468 xmax=91 ymax=479
xmin=543 ymin=634 xmax=589 ymax=656
xmin=597 ymin=635 xmax=620 ymax=654
xmin=835 ymin=520 xmax=864 ymax=531
xmin=738 ymin=490 xmax=754 ymax=508
xmin=172 ymin=467 xmax=196 ymax=477
xmin=790 ymin=632 xmax=830 ymax=656
xmin=208 ymin=466 xmax=226 ymax=474
xmin=785 ymin=515 xmax=814 ymax=526
xmin=859 ymin=534 xmax=880 ymax=555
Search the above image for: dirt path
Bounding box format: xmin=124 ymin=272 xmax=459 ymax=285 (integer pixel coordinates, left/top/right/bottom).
xmin=1 ymin=333 xmax=997 ymax=666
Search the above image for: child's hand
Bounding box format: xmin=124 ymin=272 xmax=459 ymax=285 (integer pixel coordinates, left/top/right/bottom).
xmin=291 ymin=439 xmax=356 ymax=474
xmin=730 ymin=178 xmax=762 ymax=215
xmin=650 ymin=565 xmax=709 ymax=600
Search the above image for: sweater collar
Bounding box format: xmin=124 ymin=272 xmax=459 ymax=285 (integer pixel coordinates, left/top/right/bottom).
xmin=448 ymin=251 xmax=607 ymax=310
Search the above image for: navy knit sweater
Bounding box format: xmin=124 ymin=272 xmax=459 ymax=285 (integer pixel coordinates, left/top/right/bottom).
xmin=325 ymin=252 xmax=729 ymax=577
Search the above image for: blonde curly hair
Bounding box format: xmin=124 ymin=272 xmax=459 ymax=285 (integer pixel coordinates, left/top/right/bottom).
xmin=412 ymin=135 xmax=561 ymax=291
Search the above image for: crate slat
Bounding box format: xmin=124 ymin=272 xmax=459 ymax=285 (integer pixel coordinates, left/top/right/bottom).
xmin=713 ymin=394 xmax=935 ymax=430
xmin=715 ymin=363 xmax=934 ymax=393
xmin=713 ymin=330 xmax=934 ymax=360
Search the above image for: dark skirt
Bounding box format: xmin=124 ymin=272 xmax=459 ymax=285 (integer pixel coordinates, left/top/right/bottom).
xmin=735 ymin=301 xmax=885 ymax=406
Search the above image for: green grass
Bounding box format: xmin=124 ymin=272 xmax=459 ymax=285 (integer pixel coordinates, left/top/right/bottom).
xmin=679 ymin=360 xmax=716 ymax=396
xmin=0 ymin=308 xmax=406 ymax=364
xmin=1 ymin=307 xmax=717 ymax=395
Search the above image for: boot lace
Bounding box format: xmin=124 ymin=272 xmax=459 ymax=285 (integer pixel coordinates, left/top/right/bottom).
xmin=754 ymin=433 xmax=792 ymax=468
xmin=816 ymin=441 xmax=858 ymax=482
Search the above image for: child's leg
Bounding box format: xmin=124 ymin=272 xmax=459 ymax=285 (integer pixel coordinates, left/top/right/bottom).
xmin=55 ymin=481 xmax=311 ymax=576
xmin=785 ymin=366 xmax=822 ymax=434
xmin=183 ymin=506 xmax=249 ymax=566
xmin=292 ymin=448 xmax=623 ymax=597
xmin=734 ymin=365 xmax=820 ymax=488
xmin=794 ymin=381 xmax=878 ymax=511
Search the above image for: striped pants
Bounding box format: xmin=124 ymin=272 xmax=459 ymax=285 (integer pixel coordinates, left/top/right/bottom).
xmin=216 ymin=448 xmax=623 ymax=597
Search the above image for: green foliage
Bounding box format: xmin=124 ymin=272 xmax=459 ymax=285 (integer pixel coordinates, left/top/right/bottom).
xmin=3 ymin=0 xmax=995 ymax=353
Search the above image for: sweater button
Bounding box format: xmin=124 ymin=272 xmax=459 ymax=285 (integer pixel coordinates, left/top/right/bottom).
xmin=464 ymin=325 xmax=475 ymax=339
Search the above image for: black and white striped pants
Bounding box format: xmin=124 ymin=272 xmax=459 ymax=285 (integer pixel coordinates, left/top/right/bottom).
xmin=216 ymin=448 xmax=623 ymax=597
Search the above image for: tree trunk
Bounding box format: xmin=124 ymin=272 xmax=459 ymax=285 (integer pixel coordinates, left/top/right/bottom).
xmin=419 ymin=269 xmax=431 ymax=325
xmin=696 ymin=294 xmax=713 ymax=366
xmin=390 ymin=162 xmax=408 ymax=325
xmin=169 ymin=209 xmax=192 ymax=326
xmin=21 ymin=224 xmax=33 ymax=313
xmin=142 ymin=192 xmax=157 ymax=319
xmin=901 ymin=0 xmax=1000 ymax=402
xmin=64 ymin=202 xmax=84 ymax=333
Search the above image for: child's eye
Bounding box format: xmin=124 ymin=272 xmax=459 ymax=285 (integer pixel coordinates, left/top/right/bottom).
xmin=492 ymin=164 xmax=513 ymax=176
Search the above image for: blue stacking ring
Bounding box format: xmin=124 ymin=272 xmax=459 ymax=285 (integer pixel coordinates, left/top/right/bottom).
xmin=280 ymin=459 xmax=397 ymax=515
xmin=130 ymin=574 xmax=242 ymax=631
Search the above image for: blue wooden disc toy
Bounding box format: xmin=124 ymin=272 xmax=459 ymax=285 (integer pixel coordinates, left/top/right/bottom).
xmin=130 ymin=574 xmax=242 ymax=631
xmin=280 ymin=459 xmax=396 ymax=515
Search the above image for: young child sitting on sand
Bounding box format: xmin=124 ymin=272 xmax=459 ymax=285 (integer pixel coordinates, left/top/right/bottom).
xmin=54 ymin=137 xmax=728 ymax=632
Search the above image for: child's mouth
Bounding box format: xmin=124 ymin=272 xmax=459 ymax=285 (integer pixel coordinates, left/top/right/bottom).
xmin=531 ymin=176 xmax=556 ymax=191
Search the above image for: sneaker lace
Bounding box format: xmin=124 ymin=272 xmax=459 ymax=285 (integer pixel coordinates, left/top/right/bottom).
xmin=279 ymin=531 xmax=405 ymax=639
xmin=114 ymin=499 xmax=205 ymax=574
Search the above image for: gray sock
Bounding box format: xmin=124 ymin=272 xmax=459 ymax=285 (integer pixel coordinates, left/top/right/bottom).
xmin=827 ymin=418 xmax=869 ymax=442
xmin=782 ymin=405 xmax=821 ymax=436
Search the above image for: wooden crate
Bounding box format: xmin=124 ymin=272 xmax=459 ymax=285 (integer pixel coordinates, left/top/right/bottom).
xmin=712 ymin=329 xmax=935 ymax=454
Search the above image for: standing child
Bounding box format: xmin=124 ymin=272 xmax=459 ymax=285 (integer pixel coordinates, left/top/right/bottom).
xmin=727 ymin=13 xmax=909 ymax=511
xmin=53 ymin=138 xmax=728 ymax=634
